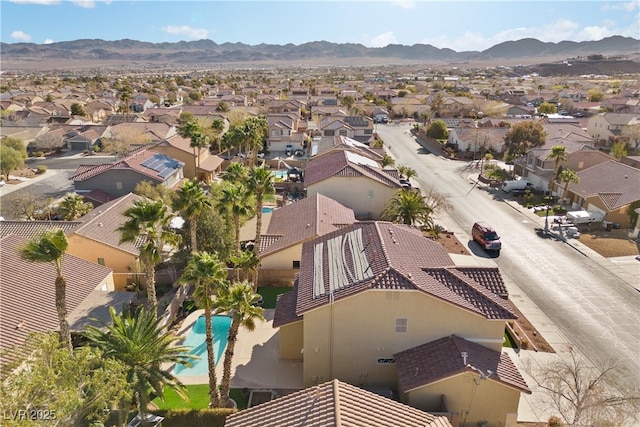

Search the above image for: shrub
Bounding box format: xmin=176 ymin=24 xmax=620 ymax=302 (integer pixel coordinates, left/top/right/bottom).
xmin=553 ymin=205 xmax=567 ymax=214
xmin=547 ymin=415 xmax=563 ymax=427
xmin=33 ymin=151 xmax=45 ymax=158
xmin=154 ymin=408 xmax=235 ymax=427
xmin=36 ymin=165 xmax=47 ymax=173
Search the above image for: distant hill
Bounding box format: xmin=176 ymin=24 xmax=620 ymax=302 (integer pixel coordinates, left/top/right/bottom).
xmin=1 ymin=36 xmax=638 ymax=71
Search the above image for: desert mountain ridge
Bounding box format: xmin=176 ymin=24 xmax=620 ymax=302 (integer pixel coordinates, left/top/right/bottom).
xmin=1 ymin=35 xmax=638 ymax=71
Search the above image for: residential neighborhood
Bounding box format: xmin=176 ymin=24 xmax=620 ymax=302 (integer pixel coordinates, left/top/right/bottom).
xmin=1 ymin=57 xmax=639 ymax=427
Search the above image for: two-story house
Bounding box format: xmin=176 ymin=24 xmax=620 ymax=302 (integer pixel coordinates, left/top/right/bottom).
xmin=273 ymin=221 xmax=530 ymax=427
xmin=319 ymin=115 xmax=375 ymax=145
xmin=517 ymin=137 xmax=610 ymax=192
xmin=586 ymin=112 xmax=640 ymax=149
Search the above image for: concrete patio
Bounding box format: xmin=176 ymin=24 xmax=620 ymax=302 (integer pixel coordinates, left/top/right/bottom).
xmin=174 ymin=309 xmax=303 ymax=390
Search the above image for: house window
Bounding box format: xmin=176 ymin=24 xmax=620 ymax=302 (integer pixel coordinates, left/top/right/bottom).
xmin=97 ymin=258 xmax=105 ymax=266
xmin=324 ymin=130 xmax=335 ymax=136
xmin=339 ymin=130 xmax=347 ymax=136
xmin=395 ymin=318 xmax=407 ymax=333
xmin=377 ymin=358 xmax=395 ymax=365
xmin=116 ymin=181 xmax=123 ymax=190
xmin=368 ymin=190 xmax=374 ymax=200
xmin=293 ymin=260 xmax=300 ymax=269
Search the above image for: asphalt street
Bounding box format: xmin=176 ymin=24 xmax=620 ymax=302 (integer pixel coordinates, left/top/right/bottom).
xmin=377 ymin=122 xmax=640 ymax=392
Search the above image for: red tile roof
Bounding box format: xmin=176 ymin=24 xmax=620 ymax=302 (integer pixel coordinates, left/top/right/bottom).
xmin=70 ymin=148 xmax=183 ymax=183
xmin=0 ymin=234 xmax=113 ymax=364
xmin=224 ymin=379 xmax=453 ymax=427
xmin=72 ymin=192 xmax=144 ymax=255
xmin=260 ymin=194 xmax=357 ymax=257
xmin=288 ymin=222 xmax=514 ymax=320
xmin=304 ymin=150 xmax=402 ymax=188
xmin=569 ymin=160 xmax=640 ymax=210
xmin=394 ymin=335 xmax=530 ymax=394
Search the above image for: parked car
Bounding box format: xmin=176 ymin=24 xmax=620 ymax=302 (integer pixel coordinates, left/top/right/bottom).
xmin=472 ymin=222 xmax=502 ymax=253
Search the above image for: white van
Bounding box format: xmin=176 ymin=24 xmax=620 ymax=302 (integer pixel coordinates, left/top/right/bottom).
xmin=501 ymin=179 xmax=531 ymax=193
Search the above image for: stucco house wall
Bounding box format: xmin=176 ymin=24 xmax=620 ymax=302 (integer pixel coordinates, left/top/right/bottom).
xmin=66 ymin=235 xmax=140 ymax=291
xmin=306 ymin=176 xmax=397 ymax=220
xmin=404 ymin=373 xmax=521 ymax=427
xmin=279 ymin=321 xmax=304 ymax=360
xmin=298 ymin=289 xmax=505 ymax=387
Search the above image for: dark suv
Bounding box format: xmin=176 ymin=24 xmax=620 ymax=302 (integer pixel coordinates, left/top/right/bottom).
xmin=472 ymin=222 xmax=502 ymax=253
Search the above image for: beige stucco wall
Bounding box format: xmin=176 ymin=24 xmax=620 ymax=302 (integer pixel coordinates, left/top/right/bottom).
xmin=405 ymin=372 xmax=521 ymax=427
xmin=299 ymin=289 xmax=505 ymax=387
xmin=307 ymin=176 xmax=398 ymax=220
xmin=67 ymin=235 xmax=140 ymax=291
xmin=261 ymin=244 xmax=303 ymax=270
xmin=278 ymin=321 xmax=304 ymax=359
xmin=583 ymin=196 xmax=630 ymax=225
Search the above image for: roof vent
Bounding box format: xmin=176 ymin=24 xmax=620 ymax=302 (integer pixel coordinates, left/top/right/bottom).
xmin=15 ymin=320 xmax=25 ymax=330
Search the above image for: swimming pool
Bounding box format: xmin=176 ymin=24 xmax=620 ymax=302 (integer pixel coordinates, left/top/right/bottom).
xmin=271 ymin=170 xmax=288 ymax=179
xmin=262 ymin=206 xmax=275 ymax=214
xmin=173 ymin=315 xmax=232 ymax=376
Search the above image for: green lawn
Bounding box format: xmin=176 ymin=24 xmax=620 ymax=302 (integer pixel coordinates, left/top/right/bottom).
xmin=257 ymin=286 xmax=292 ymax=309
xmin=153 ymin=385 xmax=248 ymax=410
xmin=503 ymin=330 xmax=516 ymax=348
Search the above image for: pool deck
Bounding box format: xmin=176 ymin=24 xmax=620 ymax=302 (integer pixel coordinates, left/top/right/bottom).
xmin=173 ymin=309 xmax=303 ymax=390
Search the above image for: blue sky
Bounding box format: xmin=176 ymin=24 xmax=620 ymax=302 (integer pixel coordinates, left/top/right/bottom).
xmin=1 ymin=0 xmax=638 ymax=52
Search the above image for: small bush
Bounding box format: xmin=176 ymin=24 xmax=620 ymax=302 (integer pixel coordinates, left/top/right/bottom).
xmin=36 ymin=165 xmax=47 ymax=173
xmin=547 ymin=415 xmax=563 ymax=427
xmin=553 ymin=205 xmax=567 ymax=214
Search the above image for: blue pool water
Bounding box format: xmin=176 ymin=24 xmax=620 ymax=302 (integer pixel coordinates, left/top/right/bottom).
xmin=173 ymin=315 xmax=232 ymax=376
xmin=262 ymin=206 xmax=274 ymax=214
xmin=271 ymin=170 xmax=287 ymax=179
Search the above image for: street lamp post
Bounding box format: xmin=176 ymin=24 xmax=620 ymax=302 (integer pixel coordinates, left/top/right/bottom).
xmin=544 ymin=196 xmax=551 ymax=234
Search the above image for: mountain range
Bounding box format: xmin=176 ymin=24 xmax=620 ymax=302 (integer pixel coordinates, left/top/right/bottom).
xmin=1 ymin=36 xmax=638 ymax=70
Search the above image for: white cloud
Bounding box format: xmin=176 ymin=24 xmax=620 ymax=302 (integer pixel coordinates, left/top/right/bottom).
xmin=370 ymin=31 xmax=397 ymax=48
xmin=11 ymin=30 xmax=32 ymax=42
xmin=390 ymin=0 xmax=416 ymax=9
xmin=162 ymin=25 xmax=208 ymax=40
xmin=71 ymin=0 xmax=111 ymax=8
xmin=9 ymin=0 xmax=59 ymax=4
xmin=44 ymin=38 xmax=54 ymax=44
xmin=602 ymin=1 xmax=637 ymax=12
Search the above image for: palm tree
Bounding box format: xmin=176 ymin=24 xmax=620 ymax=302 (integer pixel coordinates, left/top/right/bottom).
xmin=241 ymin=116 xmax=268 ymax=168
xmin=381 ymin=155 xmax=395 ymax=168
xmin=230 ymin=249 xmax=261 ymax=286
xmin=558 ymin=169 xmax=580 ymax=202
xmin=177 ymin=117 xmax=208 ymax=179
xmin=58 ymin=192 xmax=92 ymax=220
xmin=246 ymin=166 xmax=275 ymax=256
xmin=548 ymin=145 xmax=567 ymax=195
xmin=380 ymin=188 xmax=435 ymax=230
xmin=172 ymin=179 xmax=212 ymax=253
xmin=213 ymin=281 xmax=264 ymax=408
xmin=21 ymin=229 xmax=73 ymax=352
xmin=216 ymin=183 xmax=253 ymax=255
xmin=222 ymin=161 xmax=248 ymax=184
xmin=210 ymin=118 xmax=226 ymax=153
xmin=84 ymin=306 xmax=195 ymax=420
xmin=118 ymin=86 xmax=133 ymax=118
xmin=118 ymin=199 xmax=181 ymax=317
xmin=178 ymin=252 xmax=228 ymax=408
xmin=403 ymin=166 xmax=418 ymax=180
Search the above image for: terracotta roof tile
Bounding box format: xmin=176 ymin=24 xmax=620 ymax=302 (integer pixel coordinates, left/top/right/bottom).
xmin=272 ymin=283 xmax=301 ymax=327
xmin=71 ymin=148 xmax=183 ymax=183
xmin=0 ymin=235 xmax=113 ymax=364
xmin=394 ymin=335 xmax=530 ymax=394
xmin=224 ymin=379 xmax=453 ymax=427
xmin=72 ymin=192 xmax=144 ymax=255
xmin=570 ymin=160 xmax=640 ymax=209
xmin=287 ymin=222 xmax=514 ymax=321
xmin=260 ymin=194 xmax=357 ymax=257
xmin=304 ymin=150 xmax=402 ymax=189
xmin=0 ymin=221 xmax=81 ymax=238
